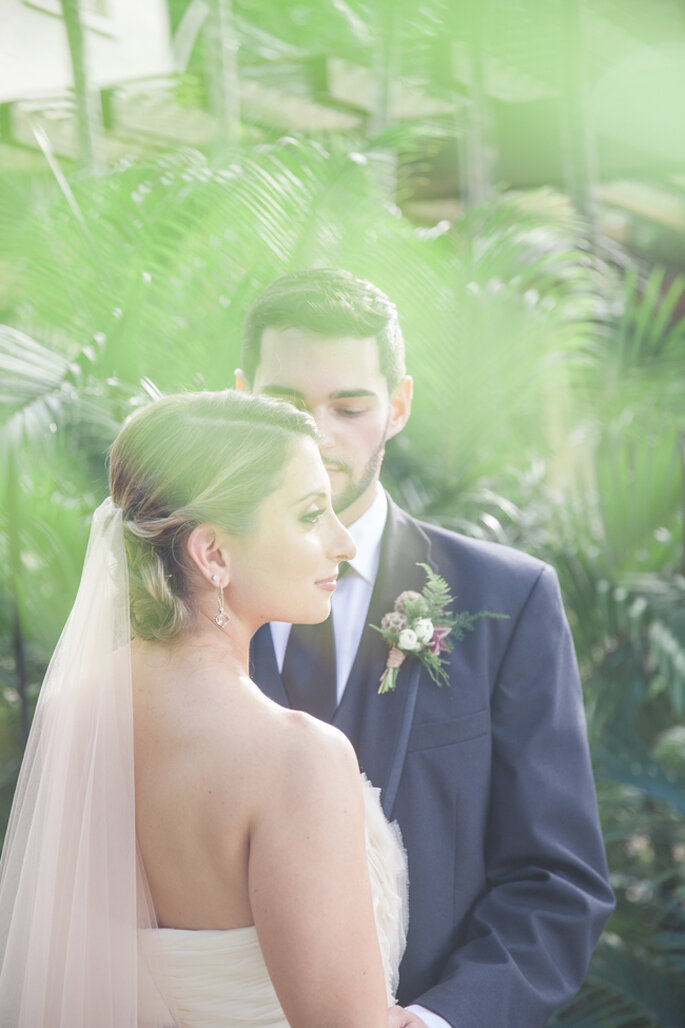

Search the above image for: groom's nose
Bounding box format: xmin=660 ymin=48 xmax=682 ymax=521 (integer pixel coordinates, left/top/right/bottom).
xmin=312 ymin=408 xmax=336 ymax=450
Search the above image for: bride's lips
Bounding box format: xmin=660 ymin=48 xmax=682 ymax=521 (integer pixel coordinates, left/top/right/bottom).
xmin=315 ymin=574 xmax=338 ymax=592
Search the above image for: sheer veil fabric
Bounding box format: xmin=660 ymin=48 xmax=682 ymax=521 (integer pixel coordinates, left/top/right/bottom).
xmin=0 ymin=499 xmax=170 ymax=1027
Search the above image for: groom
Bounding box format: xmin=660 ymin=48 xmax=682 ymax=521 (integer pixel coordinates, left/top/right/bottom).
xmin=237 ymin=268 xmax=614 ymax=1028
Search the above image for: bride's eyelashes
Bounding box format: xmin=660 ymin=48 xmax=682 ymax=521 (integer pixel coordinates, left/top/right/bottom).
xmin=300 ymin=508 xmax=326 ymax=526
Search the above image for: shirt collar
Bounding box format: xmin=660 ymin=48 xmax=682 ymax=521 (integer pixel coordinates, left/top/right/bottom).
xmin=344 ymin=485 xmax=388 ymax=586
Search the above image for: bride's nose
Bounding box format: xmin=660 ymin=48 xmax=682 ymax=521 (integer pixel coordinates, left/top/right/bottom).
xmin=331 ymin=518 xmax=356 ymax=564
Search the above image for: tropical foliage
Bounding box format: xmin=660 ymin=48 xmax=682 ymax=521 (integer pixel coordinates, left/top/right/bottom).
xmin=1 ymin=0 xmax=684 ymax=1023
xmin=2 ymin=134 xmax=683 ymax=1025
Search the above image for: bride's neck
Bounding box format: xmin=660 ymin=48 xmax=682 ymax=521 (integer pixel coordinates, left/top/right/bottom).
xmin=132 ymin=616 xmax=253 ymax=678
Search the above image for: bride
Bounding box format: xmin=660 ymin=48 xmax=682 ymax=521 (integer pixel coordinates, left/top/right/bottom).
xmin=0 ymin=390 xmax=407 ymax=1028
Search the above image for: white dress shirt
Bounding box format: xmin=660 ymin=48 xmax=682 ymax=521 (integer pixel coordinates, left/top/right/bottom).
xmin=405 ymin=1004 xmax=451 ymax=1027
xmin=270 ymin=487 xmax=451 ymax=1028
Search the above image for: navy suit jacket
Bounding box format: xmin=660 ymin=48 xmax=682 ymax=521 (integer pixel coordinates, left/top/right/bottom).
xmin=250 ymin=496 xmax=614 ymax=1027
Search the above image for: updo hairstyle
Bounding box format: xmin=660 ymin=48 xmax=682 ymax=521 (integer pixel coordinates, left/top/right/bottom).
xmin=109 ymin=389 xmax=317 ymax=642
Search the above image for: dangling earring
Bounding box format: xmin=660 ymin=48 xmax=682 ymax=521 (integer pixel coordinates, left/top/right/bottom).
xmin=211 ymin=575 xmax=230 ymax=628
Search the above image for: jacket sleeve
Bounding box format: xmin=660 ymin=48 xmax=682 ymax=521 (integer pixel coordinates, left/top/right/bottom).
xmin=414 ymin=564 xmax=614 ymax=1028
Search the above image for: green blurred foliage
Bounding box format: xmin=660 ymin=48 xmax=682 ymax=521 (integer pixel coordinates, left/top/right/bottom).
xmin=1 ymin=134 xmax=683 ymax=1024
xmin=1 ymin=0 xmax=685 ymax=1021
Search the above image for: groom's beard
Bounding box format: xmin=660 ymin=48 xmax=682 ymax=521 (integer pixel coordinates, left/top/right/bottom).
xmin=328 ymin=437 xmax=386 ymax=517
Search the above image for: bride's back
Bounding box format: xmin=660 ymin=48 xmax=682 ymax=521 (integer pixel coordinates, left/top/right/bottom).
xmin=130 ymin=635 xmax=394 ymax=1028
xmin=133 ymin=643 xmax=252 ymax=930
xmin=132 ymin=639 xmax=330 ymax=933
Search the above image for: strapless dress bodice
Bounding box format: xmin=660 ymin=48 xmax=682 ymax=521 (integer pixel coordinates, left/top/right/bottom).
xmin=139 ymin=925 xmax=285 ymax=1027
xmin=138 ymin=778 xmax=407 ymax=1028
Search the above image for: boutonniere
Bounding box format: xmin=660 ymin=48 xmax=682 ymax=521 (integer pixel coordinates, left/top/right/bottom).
xmin=370 ymin=563 xmax=506 ymax=694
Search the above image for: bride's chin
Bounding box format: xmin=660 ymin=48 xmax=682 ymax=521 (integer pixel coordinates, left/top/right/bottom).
xmin=309 ymin=603 xmax=333 ymax=624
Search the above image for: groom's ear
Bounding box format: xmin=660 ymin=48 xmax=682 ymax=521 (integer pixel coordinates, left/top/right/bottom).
xmin=234 ymin=368 xmax=251 ymax=392
xmin=385 ymin=375 xmax=413 ymax=441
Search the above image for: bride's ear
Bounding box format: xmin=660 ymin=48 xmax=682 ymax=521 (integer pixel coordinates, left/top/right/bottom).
xmin=186 ymin=524 xmax=230 ymax=587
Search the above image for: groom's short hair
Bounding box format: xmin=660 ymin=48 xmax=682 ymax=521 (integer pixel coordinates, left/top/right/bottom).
xmin=242 ymin=268 xmax=406 ymax=389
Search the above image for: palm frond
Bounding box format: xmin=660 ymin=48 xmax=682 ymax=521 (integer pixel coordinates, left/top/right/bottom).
xmin=594 ymin=745 xmax=685 ymax=817
xmin=552 ymin=936 xmax=685 ymax=1028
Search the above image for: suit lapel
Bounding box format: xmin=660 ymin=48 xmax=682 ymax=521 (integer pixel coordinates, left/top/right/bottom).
xmin=333 ymin=498 xmax=435 ymax=804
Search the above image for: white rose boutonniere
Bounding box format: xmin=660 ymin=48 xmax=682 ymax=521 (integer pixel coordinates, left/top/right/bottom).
xmin=413 ymin=618 xmax=435 ymax=644
xmin=398 ymin=628 xmax=421 ymax=651
xmin=370 ymin=563 xmax=507 ymax=694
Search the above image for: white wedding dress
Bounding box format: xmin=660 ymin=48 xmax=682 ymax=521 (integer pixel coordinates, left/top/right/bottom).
xmin=138 ymin=778 xmax=408 ymax=1028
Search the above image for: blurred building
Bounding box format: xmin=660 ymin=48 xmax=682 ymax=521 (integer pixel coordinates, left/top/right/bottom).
xmin=1 ymin=0 xmax=172 ymax=159
xmin=1 ymin=0 xmax=172 ymax=101
xmin=1 ymin=0 xmax=683 ymax=270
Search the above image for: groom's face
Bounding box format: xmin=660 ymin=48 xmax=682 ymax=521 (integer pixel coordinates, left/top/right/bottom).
xmin=242 ymin=328 xmax=411 ymax=526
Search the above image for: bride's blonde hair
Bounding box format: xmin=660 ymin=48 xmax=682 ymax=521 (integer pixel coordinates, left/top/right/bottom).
xmin=109 ymin=389 xmax=316 ymax=642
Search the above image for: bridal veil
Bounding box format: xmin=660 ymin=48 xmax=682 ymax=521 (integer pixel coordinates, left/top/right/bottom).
xmin=0 ymin=498 xmax=169 ymax=1026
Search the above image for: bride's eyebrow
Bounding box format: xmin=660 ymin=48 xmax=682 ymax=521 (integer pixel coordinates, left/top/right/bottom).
xmin=294 ymin=490 xmax=327 ymax=505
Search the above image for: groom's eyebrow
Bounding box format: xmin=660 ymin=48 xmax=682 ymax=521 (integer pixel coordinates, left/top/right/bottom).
xmin=330 ymin=389 xmax=376 ymax=399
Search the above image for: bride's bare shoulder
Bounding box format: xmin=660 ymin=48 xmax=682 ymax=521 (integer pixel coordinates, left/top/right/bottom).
xmin=278 ymin=707 xmax=358 ymax=777
xmin=131 ymin=640 xmax=359 ymax=811
xmin=252 ymin=704 xmax=363 ymax=818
